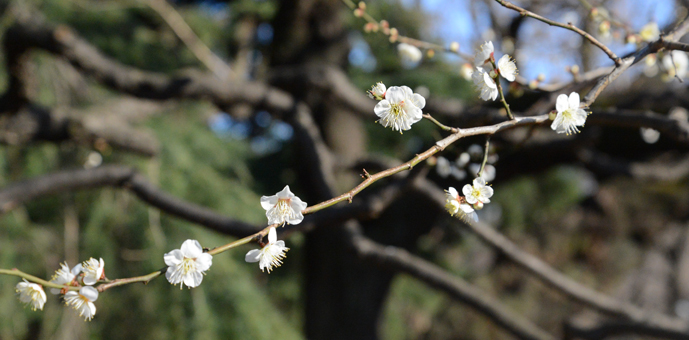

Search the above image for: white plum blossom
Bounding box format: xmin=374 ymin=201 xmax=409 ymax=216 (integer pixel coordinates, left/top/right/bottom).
xmin=64 ymin=286 xmax=98 ymax=321
xmin=444 ymin=187 xmax=478 ymax=222
xmin=551 ymin=92 xmax=588 ymax=135
xmin=374 ymin=85 xmax=425 ymax=133
xmin=245 ymin=227 xmax=289 ymax=273
xmin=397 ymin=43 xmax=423 ymax=64
xmin=49 ymin=262 xmax=82 ymax=294
xmin=497 ymin=54 xmax=518 ymax=81
xmin=463 ymin=177 xmax=494 ymax=205
xmin=81 ymin=258 xmax=105 ymax=286
xmin=261 ymin=185 xmax=308 ymax=225
xmin=16 ymin=279 xmax=46 ymax=311
xmin=474 ymin=41 xmax=494 ymax=67
xmin=367 ymin=82 xmax=386 ymax=100
xmin=640 ymin=22 xmax=660 ymax=42
xmin=472 ymin=67 xmax=498 ymax=101
xmin=164 ymin=239 xmax=213 ymax=289
xmin=662 ymin=51 xmax=689 ymax=80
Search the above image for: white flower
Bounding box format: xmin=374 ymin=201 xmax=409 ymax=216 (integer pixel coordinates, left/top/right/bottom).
xmin=64 ymin=286 xmax=98 ymax=321
xmin=373 ymin=85 xmax=425 ymax=133
xmin=397 ymin=43 xmax=423 ymax=64
xmin=367 ymin=82 xmax=386 ymax=100
xmin=497 ymin=54 xmax=518 ymax=81
xmin=640 ymin=22 xmax=660 ymax=42
xmin=472 ymin=67 xmax=498 ymax=101
xmin=164 ymin=239 xmax=213 ymax=289
xmin=16 ymin=279 xmax=46 ymax=311
xmin=444 ymin=187 xmax=478 ymax=222
xmin=49 ymin=262 xmax=82 ymax=294
xmin=81 ymin=258 xmax=105 ymax=286
xmin=551 ymin=92 xmax=588 ymax=135
xmin=245 ymin=227 xmax=289 ymax=273
xmin=261 ymin=185 xmax=308 ymax=225
xmin=474 ymin=41 xmax=494 ymax=67
xmin=662 ymin=51 xmax=689 ymax=80
xmin=463 ymin=177 xmax=494 ymax=205
xmin=460 ymin=63 xmax=473 ymax=81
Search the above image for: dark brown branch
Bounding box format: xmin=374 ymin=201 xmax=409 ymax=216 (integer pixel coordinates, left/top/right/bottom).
xmin=413 ymin=179 xmax=689 ymax=333
xmin=4 ymin=16 xmax=294 ymax=115
xmin=345 ymin=223 xmax=556 ymax=340
xmin=0 ymin=103 xmax=160 ymax=156
xmin=0 ymin=165 xmax=259 ymax=237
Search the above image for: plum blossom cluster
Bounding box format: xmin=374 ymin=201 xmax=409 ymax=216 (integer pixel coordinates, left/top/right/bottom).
xmin=241 ymin=185 xmax=304 ymax=273
xmin=471 ymin=41 xmax=518 ymax=101
xmin=445 ymin=178 xmax=494 ymax=223
xmin=368 ymin=82 xmax=426 ymax=133
xmin=15 ymin=257 xmax=105 ymax=321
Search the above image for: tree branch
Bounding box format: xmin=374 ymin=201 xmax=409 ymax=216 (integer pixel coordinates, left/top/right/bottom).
xmin=413 ymin=179 xmax=689 ymax=333
xmin=345 ymin=223 xmax=557 ymax=340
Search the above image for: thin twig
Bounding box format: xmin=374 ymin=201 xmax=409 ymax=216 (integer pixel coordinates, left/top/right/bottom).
xmin=494 ymin=0 xmax=621 ymax=65
xmin=145 ymin=0 xmax=234 ymax=80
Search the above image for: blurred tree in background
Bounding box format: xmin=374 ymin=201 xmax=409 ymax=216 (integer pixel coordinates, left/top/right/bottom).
xmin=1 ymin=0 xmax=689 ymax=339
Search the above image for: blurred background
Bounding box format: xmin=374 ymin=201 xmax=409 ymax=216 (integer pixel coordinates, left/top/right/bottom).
xmin=0 ymin=0 xmax=688 ymax=339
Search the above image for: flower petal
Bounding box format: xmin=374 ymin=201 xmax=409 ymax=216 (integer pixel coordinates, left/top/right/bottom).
xmin=374 ymin=100 xmax=391 ymax=118
xmin=260 ymin=195 xmax=278 ymax=210
xmin=568 ymin=92 xmax=580 ymax=110
xmin=268 ymin=227 xmax=277 ymax=244
xmin=245 ymin=249 xmax=261 ymax=263
xmin=411 ymin=93 xmax=426 ymax=109
xmin=181 ymin=239 xmax=203 ymax=258
xmin=164 ymin=249 xmax=183 ymax=267
xmin=556 ymin=94 xmax=568 ymax=113
xmin=195 ymin=253 xmax=213 ymax=272
xmin=386 ymin=86 xmax=404 ymax=104
xmin=80 ymin=286 xmax=99 ymax=302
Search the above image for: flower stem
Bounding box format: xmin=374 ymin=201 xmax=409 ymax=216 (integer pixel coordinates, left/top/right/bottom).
xmin=423 ymin=114 xmax=458 ymax=132
xmin=207 ymin=233 xmax=259 ymax=256
xmin=0 ymin=268 xmax=79 ymax=291
xmin=96 ymin=269 xmax=165 ymax=292
xmin=477 ymin=136 xmax=491 ymax=178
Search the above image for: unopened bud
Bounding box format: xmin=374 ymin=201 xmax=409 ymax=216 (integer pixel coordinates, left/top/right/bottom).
xmin=529 ymin=79 xmax=539 ymax=89
xmin=570 ymin=65 xmax=580 ymax=74
xmin=358 ymin=1 xmax=366 ymax=10
xmin=353 ymin=8 xmax=364 ymax=17
xmin=449 ymin=41 xmax=460 ymax=52
xmin=427 ymin=49 xmax=435 ymax=58
xmin=473 ymin=201 xmax=484 ymax=210
xmin=598 ymin=21 xmax=610 ymax=35
xmin=626 ymin=34 xmax=638 ymax=44
xmin=537 ymin=73 xmax=546 ymax=82
xmin=548 ymin=110 xmax=557 ymax=120
xmin=380 ymin=20 xmax=389 ymax=29
xmin=590 ymin=7 xmax=599 ymax=17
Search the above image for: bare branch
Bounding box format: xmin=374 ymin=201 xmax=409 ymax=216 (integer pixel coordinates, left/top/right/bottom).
xmin=4 ymin=16 xmax=294 ymax=115
xmin=413 ymin=179 xmax=689 ymax=333
xmin=345 ymin=223 xmax=556 ymax=340
xmin=0 ymin=165 xmax=260 ymax=237
xmin=494 ymin=0 xmax=620 ymax=65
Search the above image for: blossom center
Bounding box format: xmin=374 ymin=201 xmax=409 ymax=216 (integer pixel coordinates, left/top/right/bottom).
xmin=180 ymin=257 xmax=197 ymax=275
xmin=275 ymin=198 xmax=292 ymax=217
xmin=562 ymin=109 xmax=574 ymax=121
xmin=390 ymin=102 xmax=404 ymax=117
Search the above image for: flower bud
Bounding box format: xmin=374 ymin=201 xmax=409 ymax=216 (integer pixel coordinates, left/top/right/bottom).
xmin=449 ymin=41 xmax=460 ymax=52
xmin=473 ymin=201 xmax=484 ymax=210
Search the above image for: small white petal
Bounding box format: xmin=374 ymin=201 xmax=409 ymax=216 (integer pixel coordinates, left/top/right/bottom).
xmin=245 ymin=249 xmax=261 ymax=263
xmin=568 ymin=92 xmax=580 ymax=110
xmin=556 ymin=94 xmax=568 ymax=113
